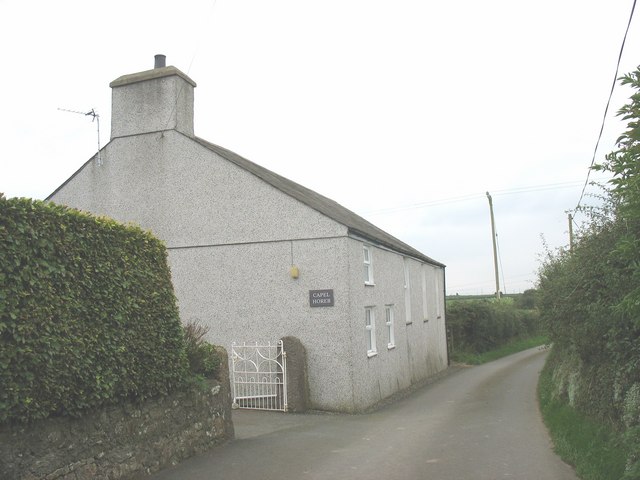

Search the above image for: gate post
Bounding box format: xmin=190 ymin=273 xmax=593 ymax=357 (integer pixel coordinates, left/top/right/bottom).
xmin=280 ymin=336 xmax=310 ymax=412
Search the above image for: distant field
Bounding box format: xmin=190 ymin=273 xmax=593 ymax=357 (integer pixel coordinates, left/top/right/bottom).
xmin=446 ymin=294 xmax=521 ymax=301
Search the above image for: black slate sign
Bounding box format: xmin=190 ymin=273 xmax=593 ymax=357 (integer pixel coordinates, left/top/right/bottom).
xmin=309 ymin=289 xmax=334 ymax=307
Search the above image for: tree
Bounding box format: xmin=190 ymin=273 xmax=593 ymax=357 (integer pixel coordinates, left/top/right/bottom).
xmin=594 ymin=66 xmax=640 ymax=327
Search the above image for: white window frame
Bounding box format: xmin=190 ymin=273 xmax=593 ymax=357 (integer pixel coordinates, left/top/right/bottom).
xmin=385 ymin=305 xmax=395 ymax=349
xmin=363 ymin=245 xmax=374 ymax=285
xmin=365 ymin=307 xmax=377 ymax=357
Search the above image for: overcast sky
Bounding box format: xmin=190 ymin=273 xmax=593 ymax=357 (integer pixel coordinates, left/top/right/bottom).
xmin=1 ymin=0 xmax=639 ymax=295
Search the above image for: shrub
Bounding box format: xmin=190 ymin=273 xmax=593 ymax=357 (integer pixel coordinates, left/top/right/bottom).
xmin=514 ymin=289 xmax=537 ymax=310
xmin=0 ymin=196 xmax=189 ymax=424
xmin=183 ymin=320 xmax=221 ymax=379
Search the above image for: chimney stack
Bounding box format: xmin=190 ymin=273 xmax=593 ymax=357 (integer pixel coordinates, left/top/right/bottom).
xmin=109 ymin=56 xmax=197 ymax=140
xmin=154 ymin=54 xmax=166 ymax=69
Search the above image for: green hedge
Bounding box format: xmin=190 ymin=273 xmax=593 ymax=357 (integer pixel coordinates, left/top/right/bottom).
xmin=538 ymin=349 xmax=630 ymax=480
xmin=537 ymin=215 xmax=640 ymax=424
xmin=0 ymin=195 xmax=189 ymax=424
xmin=446 ymin=299 xmax=540 ymax=354
xmin=537 ymin=217 xmax=640 ymax=477
xmin=536 ymin=67 xmax=640 ymax=478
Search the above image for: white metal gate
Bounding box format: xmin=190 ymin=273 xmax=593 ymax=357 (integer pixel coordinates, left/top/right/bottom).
xmin=231 ymin=341 xmax=288 ymax=412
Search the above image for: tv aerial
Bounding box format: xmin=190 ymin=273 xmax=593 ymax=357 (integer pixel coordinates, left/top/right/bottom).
xmin=58 ymin=107 xmax=102 ymax=166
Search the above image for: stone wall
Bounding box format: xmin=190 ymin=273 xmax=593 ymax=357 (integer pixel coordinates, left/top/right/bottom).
xmin=0 ymin=371 xmax=234 ymax=479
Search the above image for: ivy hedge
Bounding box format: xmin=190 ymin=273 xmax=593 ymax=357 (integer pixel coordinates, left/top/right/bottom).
xmin=0 ymin=195 xmax=190 ymax=424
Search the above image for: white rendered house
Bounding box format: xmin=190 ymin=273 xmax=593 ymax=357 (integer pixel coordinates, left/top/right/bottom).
xmin=48 ymin=57 xmax=448 ymax=412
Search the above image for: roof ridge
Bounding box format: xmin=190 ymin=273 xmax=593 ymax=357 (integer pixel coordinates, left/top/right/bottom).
xmin=193 ymin=136 xmax=444 ymax=267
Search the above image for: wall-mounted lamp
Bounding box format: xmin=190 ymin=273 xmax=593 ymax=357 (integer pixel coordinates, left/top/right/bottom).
xmin=289 ymin=265 xmax=300 ymax=279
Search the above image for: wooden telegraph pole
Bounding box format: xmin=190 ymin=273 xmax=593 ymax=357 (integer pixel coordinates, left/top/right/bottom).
xmin=486 ymin=192 xmax=501 ymax=300
xmin=568 ymin=213 xmax=574 ymax=254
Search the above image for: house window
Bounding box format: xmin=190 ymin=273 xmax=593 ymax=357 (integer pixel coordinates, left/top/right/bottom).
xmin=365 ymin=307 xmax=377 ymax=357
xmin=363 ymin=245 xmax=374 ymax=285
xmin=404 ymin=257 xmax=412 ymax=324
xmin=435 ymin=268 xmax=442 ymax=318
xmin=385 ymin=305 xmax=395 ymax=349
xmin=422 ymin=265 xmax=429 ymax=323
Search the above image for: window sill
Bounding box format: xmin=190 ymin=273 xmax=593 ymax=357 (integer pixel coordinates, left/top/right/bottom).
xmin=423 ymin=318 xmax=429 ymax=323
xmin=367 ymin=351 xmax=378 ymax=358
xmin=405 ymin=321 xmax=413 ymax=326
xmin=387 ymin=344 xmax=396 ymax=350
xmin=364 ymin=282 xmax=376 ymax=287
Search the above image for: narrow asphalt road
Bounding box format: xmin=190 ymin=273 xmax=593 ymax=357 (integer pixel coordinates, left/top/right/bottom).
xmin=153 ymin=347 xmax=577 ymax=480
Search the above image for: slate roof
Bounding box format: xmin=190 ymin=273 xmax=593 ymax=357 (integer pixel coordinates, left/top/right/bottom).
xmin=195 ymin=137 xmax=444 ymax=267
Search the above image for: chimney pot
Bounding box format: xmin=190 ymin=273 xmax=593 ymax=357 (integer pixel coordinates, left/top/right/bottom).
xmin=154 ymin=54 xmax=166 ymax=69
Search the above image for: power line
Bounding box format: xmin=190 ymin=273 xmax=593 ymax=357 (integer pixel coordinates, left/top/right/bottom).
xmin=363 ymin=179 xmax=605 ymax=216
xmin=162 ymin=0 xmax=218 ymax=132
xmin=447 ymin=272 xmax=534 ymax=292
xmin=575 ymin=0 xmax=637 ymax=211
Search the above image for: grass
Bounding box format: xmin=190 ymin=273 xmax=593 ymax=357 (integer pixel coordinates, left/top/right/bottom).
xmin=450 ymin=335 xmax=549 ymax=365
xmin=537 ymin=361 xmax=629 ymax=480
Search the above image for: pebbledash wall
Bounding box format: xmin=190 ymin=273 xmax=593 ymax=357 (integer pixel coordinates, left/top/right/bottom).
xmin=170 ymin=231 xmax=447 ymax=411
xmin=48 ymin=58 xmax=448 ymax=413
xmin=0 ymin=377 xmax=234 ymax=480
